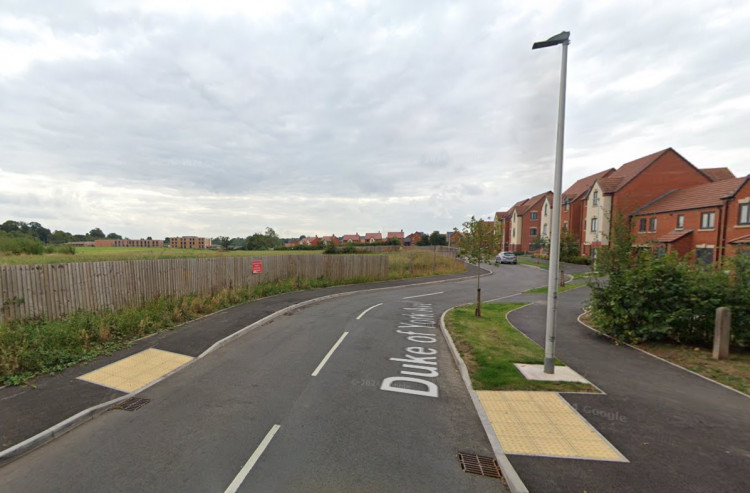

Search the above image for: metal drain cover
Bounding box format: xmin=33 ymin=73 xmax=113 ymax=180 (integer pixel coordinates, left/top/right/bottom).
xmin=113 ymin=397 xmax=151 ymax=412
xmin=458 ymin=452 xmax=503 ymax=479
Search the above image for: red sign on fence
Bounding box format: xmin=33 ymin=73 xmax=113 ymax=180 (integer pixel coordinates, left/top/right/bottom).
xmin=252 ymin=261 xmax=263 ymax=274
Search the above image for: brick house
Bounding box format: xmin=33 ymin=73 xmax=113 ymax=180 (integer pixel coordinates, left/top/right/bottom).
xmin=560 ymin=168 xmax=615 ymax=251
xmin=364 ymin=232 xmax=383 ymax=243
xmin=94 ymin=239 xmax=164 ymax=248
xmin=341 ymin=234 xmax=362 ymax=243
xmin=581 ymin=148 xmax=714 ymax=256
xmin=386 ymin=231 xmax=405 ymax=245
xmin=320 ymin=235 xmax=340 ymax=246
xmin=300 ymin=236 xmax=319 ymax=246
xmin=406 ymin=232 xmax=424 ymax=246
xmin=507 ymin=191 xmax=553 ymax=253
xmin=631 ymin=176 xmax=750 ymax=263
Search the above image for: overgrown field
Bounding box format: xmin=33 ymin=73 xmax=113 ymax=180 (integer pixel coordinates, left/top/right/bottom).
xmin=0 ymin=246 xmax=320 ymax=266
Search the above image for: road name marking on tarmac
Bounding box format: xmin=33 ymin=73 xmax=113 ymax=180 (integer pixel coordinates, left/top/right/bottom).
xmin=311 ymin=332 xmax=349 ymax=376
xmin=402 ymin=292 xmax=443 ymax=299
xmin=224 ymin=424 xmax=281 ymax=493
xmin=381 ymin=302 xmax=440 ymax=398
xmin=356 ymin=303 xmax=383 ymax=320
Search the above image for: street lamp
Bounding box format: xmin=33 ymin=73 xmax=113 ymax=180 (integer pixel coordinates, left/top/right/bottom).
xmin=533 ymin=31 xmax=570 ymax=374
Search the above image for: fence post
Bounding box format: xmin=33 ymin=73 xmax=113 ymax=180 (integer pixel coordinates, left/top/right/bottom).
xmin=712 ymin=307 xmax=731 ymax=360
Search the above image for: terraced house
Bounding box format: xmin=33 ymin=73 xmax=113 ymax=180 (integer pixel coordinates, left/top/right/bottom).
xmin=631 ymin=175 xmax=750 ymax=263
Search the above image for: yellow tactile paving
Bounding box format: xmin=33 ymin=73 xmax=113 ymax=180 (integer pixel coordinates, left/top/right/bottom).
xmin=477 ymin=391 xmax=628 ymax=462
xmin=78 ymin=348 xmax=193 ymax=393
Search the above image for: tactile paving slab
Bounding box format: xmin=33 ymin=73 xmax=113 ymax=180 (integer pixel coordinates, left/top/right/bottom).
xmin=477 ymin=391 xmax=628 ymax=462
xmin=78 ymin=348 xmax=193 ymax=393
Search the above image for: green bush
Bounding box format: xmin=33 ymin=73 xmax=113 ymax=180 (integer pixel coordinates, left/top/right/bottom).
xmin=0 ymin=236 xmax=44 ymax=255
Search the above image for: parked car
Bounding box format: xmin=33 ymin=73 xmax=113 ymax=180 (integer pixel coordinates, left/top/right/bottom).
xmin=495 ymin=251 xmax=517 ymax=264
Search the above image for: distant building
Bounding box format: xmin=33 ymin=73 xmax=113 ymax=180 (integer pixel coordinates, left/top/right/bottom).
xmin=168 ymin=236 xmax=212 ymax=249
xmin=94 ymin=239 xmax=164 ymax=248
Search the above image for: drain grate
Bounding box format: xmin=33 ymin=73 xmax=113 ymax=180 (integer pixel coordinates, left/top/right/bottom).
xmin=113 ymin=397 xmax=151 ymax=412
xmin=458 ymin=452 xmax=503 ymax=479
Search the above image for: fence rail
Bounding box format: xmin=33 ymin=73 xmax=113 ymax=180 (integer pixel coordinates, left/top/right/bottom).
xmin=0 ymin=254 xmax=388 ymax=323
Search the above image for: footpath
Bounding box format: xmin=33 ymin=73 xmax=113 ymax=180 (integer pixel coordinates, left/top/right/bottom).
xmin=502 ymin=285 xmax=750 ymax=493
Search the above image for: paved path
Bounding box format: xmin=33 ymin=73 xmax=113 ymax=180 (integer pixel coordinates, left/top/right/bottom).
xmin=506 ymin=286 xmax=750 ymax=493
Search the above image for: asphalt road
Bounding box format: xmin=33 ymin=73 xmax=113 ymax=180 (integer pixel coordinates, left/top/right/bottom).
xmin=0 ymin=264 xmax=548 ymax=492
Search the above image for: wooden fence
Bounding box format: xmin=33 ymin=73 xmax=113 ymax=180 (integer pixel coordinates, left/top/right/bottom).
xmin=0 ymin=254 xmax=388 ymax=323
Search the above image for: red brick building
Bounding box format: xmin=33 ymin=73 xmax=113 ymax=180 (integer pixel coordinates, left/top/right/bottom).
xmin=560 ymin=168 xmax=614 ymax=248
xmin=632 ymin=176 xmax=750 ymax=263
xmin=94 ymin=239 xmax=164 ymax=248
xmin=581 ymin=148 xmax=714 ymax=256
xmin=168 ymin=236 xmax=212 ymax=249
xmin=506 ymin=191 xmax=553 ymax=253
xmin=386 ymin=231 xmax=405 ymax=244
xmin=341 ymin=234 xmax=362 ymax=243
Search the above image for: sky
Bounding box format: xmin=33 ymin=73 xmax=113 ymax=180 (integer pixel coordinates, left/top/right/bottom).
xmin=1 ymin=0 xmax=749 ymax=240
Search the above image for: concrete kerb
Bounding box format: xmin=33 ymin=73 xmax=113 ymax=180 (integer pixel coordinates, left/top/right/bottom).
xmin=439 ymin=308 xmax=529 ymax=493
xmin=576 ymin=311 xmax=750 ymax=401
xmin=0 ymin=266 xmax=493 ymax=466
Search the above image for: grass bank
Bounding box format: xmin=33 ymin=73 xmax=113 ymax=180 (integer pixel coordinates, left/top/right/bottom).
xmin=444 ymin=303 xmax=598 ymax=392
xmin=0 ymin=251 xmax=465 ymax=385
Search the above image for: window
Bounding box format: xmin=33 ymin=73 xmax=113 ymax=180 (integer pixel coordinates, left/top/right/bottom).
xmin=593 ymin=191 xmax=599 ymax=206
xmin=649 ymin=217 xmax=657 ymax=232
xmin=583 ymin=219 xmax=587 ymax=231
xmin=696 ymin=247 xmax=714 ymax=264
xmin=543 ymin=224 xmax=548 ymax=236
xmin=591 ymin=217 xmax=598 ymax=232
xmin=701 ymin=212 xmax=715 ymax=229
xmin=544 ymin=203 xmax=549 ymax=216
xmin=563 ymin=221 xmax=569 ymax=230
xmin=639 ymin=218 xmax=647 ymax=232
xmin=564 ymin=199 xmax=569 ymax=212
xmin=530 ymin=227 xmax=538 ymax=236
xmin=530 ymin=211 xmax=538 ymax=220
xmin=739 ymin=204 xmax=750 ymax=225
xmin=676 ymin=215 xmax=685 ymax=230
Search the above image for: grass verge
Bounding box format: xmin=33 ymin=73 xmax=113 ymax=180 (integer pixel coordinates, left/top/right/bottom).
xmin=444 ymin=303 xmax=598 ymax=392
xmin=517 ymin=257 xmax=549 ymax=269
xmin=387 ymin=251 xmax=465 ymax=279
xmin=523 ymin=282 xmax=585 ymax=295
xmin=636 ymin=343 xmax=750 ymax=395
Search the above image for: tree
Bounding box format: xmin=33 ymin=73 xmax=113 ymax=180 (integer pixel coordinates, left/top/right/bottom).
xmin=106 ymin=232 xmax=123 ymax=240
xmin=50 ymin=230 xmax=73 ymax=244
xmin=88 ymin=228 xmax=105 ymax=239
xmin=530 ymin=235 xmax=549 ymax=255
xmin=417 ymin=234 xmax=430 ymax=246
xmin=216 ymin=236 xmax=231 ymax=250
xmin=559 ymin=228 xmax=580 ymax=261
xmin=244 ymin=227 xmax=283 ymax=251
xmin=429 ymin=231 xmax=447 ymax=246
xmin=456 ymin=217 xmax=502 ymax=317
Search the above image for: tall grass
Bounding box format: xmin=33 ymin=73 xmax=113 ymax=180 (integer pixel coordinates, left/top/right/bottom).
xmin=387 ymin=251 xmax=465 ymax=279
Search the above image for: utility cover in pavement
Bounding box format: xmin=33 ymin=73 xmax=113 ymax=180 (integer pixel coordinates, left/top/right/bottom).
xmin=458 ymin=452 xmax=503 ymax=479
xmin=113 ymin=397 xmax=151 ymax=412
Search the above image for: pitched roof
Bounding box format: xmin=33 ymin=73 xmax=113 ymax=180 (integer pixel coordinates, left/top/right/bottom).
xmin=342 ymin=234 xmax=361 ymax=242
xmin=729 ymin=233 xmax=750 ymax=245
xmin=634 ymin=177 xmax=749 ymax=215
xmin=387 ymin=231 xmax=404 ymax=239
xmin=364 ymin=232 xmax=382 ymax=240
xmin=563 ymin=168 xmax=616 ymax=201
xmin=516 ymin=191 xmax=552 ymax=215
xmin=596 ymin=148 xmax=707 ymax=194
xmin=656 ymin=230 xmax=693 ymax=243
xmin=702 ymin=167 xmax=735 ymax=181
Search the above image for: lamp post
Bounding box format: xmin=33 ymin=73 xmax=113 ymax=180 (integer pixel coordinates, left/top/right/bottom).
xmin=533 ymin=31 xmax=570 ymax=374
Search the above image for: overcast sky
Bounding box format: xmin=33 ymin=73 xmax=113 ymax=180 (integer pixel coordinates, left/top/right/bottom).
xmin=2 ymin=1 xmax=749 ymax=240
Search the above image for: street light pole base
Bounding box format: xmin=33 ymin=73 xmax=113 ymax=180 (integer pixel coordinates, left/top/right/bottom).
xmin=543 ymin=357 xmax=555 ymax=374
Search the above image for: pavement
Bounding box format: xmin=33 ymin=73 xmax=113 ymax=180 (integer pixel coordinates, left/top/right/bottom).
xmin=2 ymin=261 xmax=750 ymax=493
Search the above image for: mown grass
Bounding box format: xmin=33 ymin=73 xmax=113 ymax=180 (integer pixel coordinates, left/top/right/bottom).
xmin=445 ymin=303 xmax=598 ymax=392
xmin=517 ymin=257 xmax=549 ymax=269
xmin=0 ymin=251 xmax=466 ymax=385
xmin=523 ymin=282 xmax=586 ymax=295
xmin=0 ymin=247 xmax=320 ymax=266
